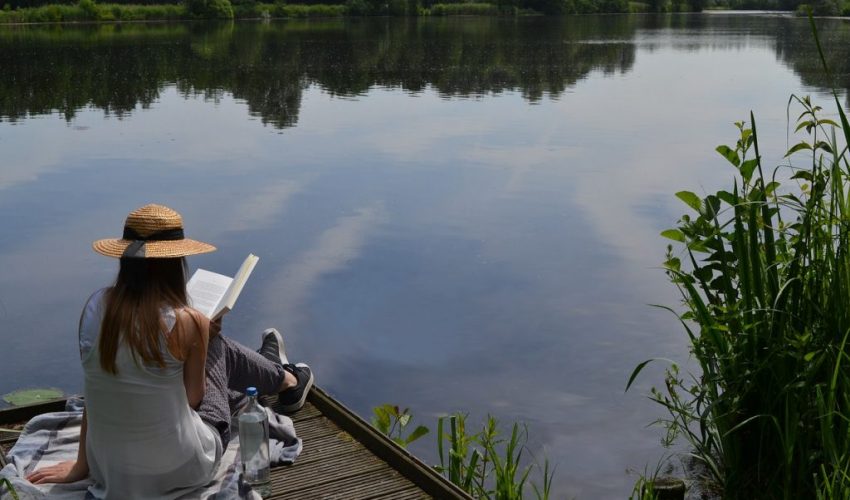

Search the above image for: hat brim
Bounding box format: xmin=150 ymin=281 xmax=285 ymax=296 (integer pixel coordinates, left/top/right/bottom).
xmin=92 ymin=238 xmax=217 ymax=258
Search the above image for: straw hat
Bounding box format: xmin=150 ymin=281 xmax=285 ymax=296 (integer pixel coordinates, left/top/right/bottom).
xmin=93 ymin=204 xmax=216 ymax=258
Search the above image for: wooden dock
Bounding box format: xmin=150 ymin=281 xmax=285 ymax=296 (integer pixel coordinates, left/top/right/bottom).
xmin=0 ymin=386 xmax=470 ymax=500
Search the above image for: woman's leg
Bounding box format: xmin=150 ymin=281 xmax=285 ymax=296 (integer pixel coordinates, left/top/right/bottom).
xmin=218 ymin=334 xmax=287 ymax=396
xmin=196 ymin=331 xmax=289 ymax=447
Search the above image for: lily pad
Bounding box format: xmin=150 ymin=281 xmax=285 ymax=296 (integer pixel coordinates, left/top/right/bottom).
xmin=2 ymin=388 xmax=64 ymax=406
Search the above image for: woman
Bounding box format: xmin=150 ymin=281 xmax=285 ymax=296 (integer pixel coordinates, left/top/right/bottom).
xmin=25 ymin=204 xmax=313 ymax=498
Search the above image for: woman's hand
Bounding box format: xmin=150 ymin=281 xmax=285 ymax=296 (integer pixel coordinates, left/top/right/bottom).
xmin=210 ymin=317 xmax=222 ymax=338
xmin=26 ymin=460 xmax=88 ymax=484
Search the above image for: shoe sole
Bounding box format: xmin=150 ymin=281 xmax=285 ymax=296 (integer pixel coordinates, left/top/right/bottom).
xmin=262 ymin=328 xmax=289 ymax=365
xmin=279 ymin=363 xmax=314 ymax=414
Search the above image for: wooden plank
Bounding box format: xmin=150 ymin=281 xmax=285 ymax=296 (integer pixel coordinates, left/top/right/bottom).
xmin=288 ymin=402 xmax=322 ymax=423
xmin=368 ymin=487 xmax=433 ymax=500
xmin=307 ymin=387 xmax=471 ymax=499
xmin=276 ymin=468 xmax=423 ymax=500
xmin=297 ymin=432 xmax=365 ymax=465
xmin=268 ymin=447 xmax=384 ymax=493
xmin=0 ymin=430 xmax=21 ymax=442
xmin=293 ymin=415 xmax=343 ymax=441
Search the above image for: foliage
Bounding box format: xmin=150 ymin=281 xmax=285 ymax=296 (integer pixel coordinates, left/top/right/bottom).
xmin=0 ymin=0 xmax=645 ymax=20
xmin=0 ymin=2 xmax=185 ymax=21
xmin=436 ymin=413 xmax=555 ymax=499
xmin=233 ymin=2 xmax=345 ymax=16
xmin=2 ymin=388 xmax=63 ymax=406
xmin=371 ymin=404 xmax=429 ymax=449
xmin=185 ymin=0 xmax=233 ymax=18
xmin=429 ymin=2 xmax=499 ymax=14
xmin=370 ymin=404 xmax=554 ymax=498
xmin=0 ymin=478 xmax=20 ymax=500
xmin=628 ymin=18 xmax=850 ymax=499
xmin=78 ymin=0 xmax=99 ymax=17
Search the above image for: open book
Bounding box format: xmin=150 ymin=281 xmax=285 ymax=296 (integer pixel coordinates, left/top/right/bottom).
xmin=186 ymin=254 xmax=259 ymax=320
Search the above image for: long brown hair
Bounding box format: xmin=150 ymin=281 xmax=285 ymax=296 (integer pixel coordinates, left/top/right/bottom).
xmin=99 ymin=257 xmax=188 ymax=374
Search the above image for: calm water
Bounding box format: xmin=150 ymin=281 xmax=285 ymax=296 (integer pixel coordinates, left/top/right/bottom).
xmin=1 ymin=13 xmax=849 ymax=498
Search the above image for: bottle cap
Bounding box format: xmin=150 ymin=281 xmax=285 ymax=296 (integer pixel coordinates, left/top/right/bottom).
xmin=246 ymin=387 xmax=258 ymax=397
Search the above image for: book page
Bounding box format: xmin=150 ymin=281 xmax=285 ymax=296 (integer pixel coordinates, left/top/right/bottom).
xmin=214 ymin=254 xmax=259 ymax=319
xmin=187 ymin=269 xmax=233 ymax=319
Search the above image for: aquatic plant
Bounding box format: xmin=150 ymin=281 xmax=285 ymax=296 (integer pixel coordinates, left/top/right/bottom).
xmin=370 ymin=404 xmax=429 ymax=449
xmin=436 ymin=413 xmax=555 ymax=500
xmin=628 ymin=17 xmax=850 ymax=499
xmin=370 ymin=405 xmax=555 ymax=498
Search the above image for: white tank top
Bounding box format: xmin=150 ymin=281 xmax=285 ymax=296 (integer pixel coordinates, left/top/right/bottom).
xmin=79 ymin=288 xmax=221 ymax=500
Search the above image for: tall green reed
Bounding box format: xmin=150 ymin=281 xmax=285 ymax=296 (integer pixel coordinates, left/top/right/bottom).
xmin=371 ymin=404 xmax=555 ymax=498
xmin=436 ymin=413 xmax=554 ymax=500
xmin=628 ymin=17 xmax=850 ymax=499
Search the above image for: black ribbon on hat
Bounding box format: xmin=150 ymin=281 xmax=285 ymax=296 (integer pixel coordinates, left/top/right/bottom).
xmin=122 ymin=227 xmax=185 ymax=258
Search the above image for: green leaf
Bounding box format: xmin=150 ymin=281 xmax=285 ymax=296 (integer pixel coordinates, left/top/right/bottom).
xmin=661 ymin=229 xmax=686 ymax=243
xmin=371 ymin=405 xmax=392 ymax=434
xmin=765 ymin=181 xmax=781 ymax=196
xmin=676 ymin=191 xmax=702 ymax=212
xmin=3 ymin=388 xmax=64 ymax=406
xmin=626 ymin=359 xmax=655 ymax=392
xmin=717 ymin=190 xmax=736 ymax=205
xmin=814 ymin=141 xmax=833 ymax=154
xmin=664 ymin=257 xmax=682 ymax=272
xmin=688 ymin=240 xmax=710 ymax=253
xmin=740 ymin=158 xmax=759 ymax=183
xmin=785 ymin=141 xmax=813 ymax=157
xmin=716 ymin=145 xmax=741 ymax=167
xmin=405 ymin=425 xmax=430 ymax=445
xmin=398 ymin=413 xmax=411 ymax=427
xmin=795 ymin=120 xmax=814 ymax=133
xmin=694 ymin=266 xmax=713 ymax=282
xmin=791 ymin=170 xmax=813 ymax=181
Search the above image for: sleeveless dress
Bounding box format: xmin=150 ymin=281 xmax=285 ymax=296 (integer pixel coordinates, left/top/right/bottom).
xmin=78 ymin=288 xmax=222 ymax=500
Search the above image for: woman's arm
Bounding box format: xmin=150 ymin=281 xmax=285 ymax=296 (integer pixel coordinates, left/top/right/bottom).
xmin=25 ymin=409 xmax=89 ymax=484
xmin=179 ymin=309 xmax=210 ymax=409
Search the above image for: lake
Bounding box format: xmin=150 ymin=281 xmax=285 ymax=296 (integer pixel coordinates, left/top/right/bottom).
xmin=1 ymin=13 xmax=849 ymax=498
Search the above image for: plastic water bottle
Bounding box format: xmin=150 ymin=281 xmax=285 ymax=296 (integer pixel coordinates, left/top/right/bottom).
xmin=238 ymin=387 xmax=270 ymax=489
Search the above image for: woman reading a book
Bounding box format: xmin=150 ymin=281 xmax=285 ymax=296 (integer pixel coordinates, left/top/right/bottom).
xmin=25 ymin=204 xmax=314 ymax=498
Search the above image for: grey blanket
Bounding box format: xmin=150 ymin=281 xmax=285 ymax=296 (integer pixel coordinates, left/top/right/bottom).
xmin=0 ymin=398 xmax=301 ymax=500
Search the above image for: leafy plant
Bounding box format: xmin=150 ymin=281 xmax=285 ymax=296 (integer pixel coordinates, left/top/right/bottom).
xmin=436 ymin=413 xmax=483 ymax=492
xmin=77 ymin=0 xmax=99 ymax=18
xmin=371 ymin=405 xmax=556 ymax=498
xmin=185 ymin=0 xmax=233 ymax=18
xmin=371 ymin=404 xmax=429 ymax=449
xmin=436 ymin=413 xmax=555 ymax=499
xmin=628 ymin=17 xmax=850 ymax=499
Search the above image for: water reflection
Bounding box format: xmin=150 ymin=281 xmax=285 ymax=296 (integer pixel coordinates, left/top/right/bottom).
xmin=0 ymin=18 xmax=638 ymax=126
xmin=2 ymin=16 xmax=848 ymax=128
